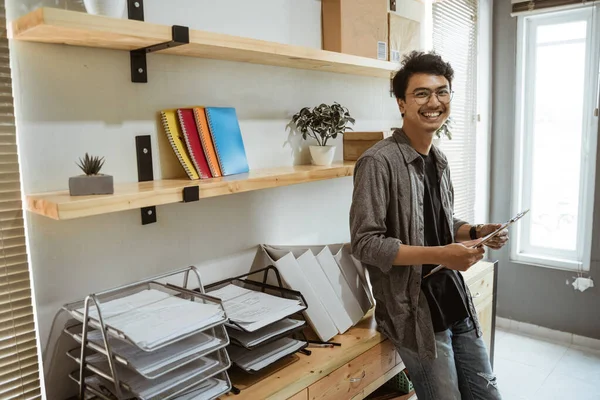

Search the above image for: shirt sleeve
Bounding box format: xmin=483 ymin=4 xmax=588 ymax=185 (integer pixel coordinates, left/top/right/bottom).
xmin=350 ymin=156 xmax=401 ymax=273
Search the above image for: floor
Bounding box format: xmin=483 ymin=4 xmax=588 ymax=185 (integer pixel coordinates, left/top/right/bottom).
xmin=494 ymin=328 xmax=600 ymax=399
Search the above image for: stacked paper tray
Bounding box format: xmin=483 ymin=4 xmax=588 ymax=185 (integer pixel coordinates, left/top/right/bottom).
xmin=62 ymin=267 xmax=233 ymax=400
xmin=206 ymin=270 xmax=310 ymax=374
xmin=66 ymin=346 xmax=231 ymax=400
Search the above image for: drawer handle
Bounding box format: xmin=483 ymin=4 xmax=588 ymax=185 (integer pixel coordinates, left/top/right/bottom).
xmin=473 ymin=292 xmax=481 ymax=298
xmin=349 ymin=370 xmax=366 ymax=383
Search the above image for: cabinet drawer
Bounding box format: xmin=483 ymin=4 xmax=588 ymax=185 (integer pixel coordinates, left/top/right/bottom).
xmin=466 ymin=270 xmax=494 ymax=308
xmin=308 ymin=340 xmax=397 ymax=400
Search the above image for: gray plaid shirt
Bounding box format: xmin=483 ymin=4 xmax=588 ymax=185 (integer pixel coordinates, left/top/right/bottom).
xmin=349 ymin=129 xmax=482 ymax=360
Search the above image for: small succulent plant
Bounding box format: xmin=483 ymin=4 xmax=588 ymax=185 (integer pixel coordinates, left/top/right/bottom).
xmin=76 ymin=153 xmax=105 ymax=176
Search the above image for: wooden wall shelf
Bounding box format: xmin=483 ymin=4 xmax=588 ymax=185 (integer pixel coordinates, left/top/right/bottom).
xmin=26 ymin=162 xmax=355 ymax=220
xmin=10 ymin=8 xmax=399 ymax=79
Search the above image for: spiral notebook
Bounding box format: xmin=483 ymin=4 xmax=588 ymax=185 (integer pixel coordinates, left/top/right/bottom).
xmin=160 ymin=109 xmax=199 ymax=180
xmin=177 ymin=108 xmax=212 ymax=179
xmin=205 ymin=107 xmax=249 ymax=176
xmin=193 ymin=107 xmax=222 ymax=178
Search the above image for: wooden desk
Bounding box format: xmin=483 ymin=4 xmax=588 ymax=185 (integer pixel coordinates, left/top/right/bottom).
xmin=222 ymin=261 xmax=497 ymax=400
xmin=222 ymin=310 xmax=404 ymax=400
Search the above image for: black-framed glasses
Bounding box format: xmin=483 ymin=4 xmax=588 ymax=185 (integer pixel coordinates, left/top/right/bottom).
xmin=408 ymin=88 xmax=454 ymax=105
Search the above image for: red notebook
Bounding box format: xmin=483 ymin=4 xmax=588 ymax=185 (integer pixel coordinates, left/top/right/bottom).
xmin=177 ymin=108 xmax=212 ymax=179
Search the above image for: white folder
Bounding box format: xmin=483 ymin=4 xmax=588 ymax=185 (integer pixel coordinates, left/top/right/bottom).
xmin=315 ymin=247 xmax=365 ymax=325
xmin=296 ymin=250 xmax=353 ymax=334
xmin=259 ymin=248 xmax=338 ymax=342
xmin=332 ymin=244 xmax=375 ymax=313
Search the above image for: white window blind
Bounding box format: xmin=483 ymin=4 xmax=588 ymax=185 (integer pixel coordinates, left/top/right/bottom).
xmin=0 ymin=3 xmax=42 ymax=398
xmin=433 ymin=0 xmax=479 ymax=223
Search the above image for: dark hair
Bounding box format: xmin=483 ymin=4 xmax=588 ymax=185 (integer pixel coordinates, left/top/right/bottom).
xmin=392 ymin=51 xmax=454 ymax=100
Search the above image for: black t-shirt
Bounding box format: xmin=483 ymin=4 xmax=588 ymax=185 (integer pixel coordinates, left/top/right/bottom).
xmin=419 ymin=151 xmax=471 ymax=332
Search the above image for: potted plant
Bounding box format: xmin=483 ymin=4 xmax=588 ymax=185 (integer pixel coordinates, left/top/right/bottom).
xmin=82 ymin=0 xmax=126 ymax=18
xmin=290 ymin=102 xmax=355 ymax=166
xmin=433 ymin=116 xmax=453 ymax=147
xmin=69 ymin=153 xmax=114 ymax=196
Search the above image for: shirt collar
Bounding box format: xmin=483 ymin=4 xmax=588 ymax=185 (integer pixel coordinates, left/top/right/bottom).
xmin=392 ymin=128 xmax=449 ymax=171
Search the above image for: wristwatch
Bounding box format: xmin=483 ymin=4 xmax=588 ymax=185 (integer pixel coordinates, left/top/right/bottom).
xmin=469 ymin=224 xmax=483 ymax=240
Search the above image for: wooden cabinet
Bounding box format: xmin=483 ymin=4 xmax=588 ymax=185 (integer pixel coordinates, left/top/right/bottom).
xmin=224 ymin=261 xmax=498 ymax=400
xmin=308 ymin=340 xmax=397 ymax=400
xmin=463 ymin=260 xmax=498 ymax=367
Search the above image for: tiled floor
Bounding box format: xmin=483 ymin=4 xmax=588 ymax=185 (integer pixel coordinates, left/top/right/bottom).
xmin=494 ymin=329 xmax=600 ymax=399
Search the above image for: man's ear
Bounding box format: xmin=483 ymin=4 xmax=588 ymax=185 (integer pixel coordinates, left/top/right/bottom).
xmin=397 ymin=98 xmax=406 ymax=118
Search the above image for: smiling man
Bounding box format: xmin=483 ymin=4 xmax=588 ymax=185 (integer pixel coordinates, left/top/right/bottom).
xmin=349 ymin=51 xmax=507 ymax=400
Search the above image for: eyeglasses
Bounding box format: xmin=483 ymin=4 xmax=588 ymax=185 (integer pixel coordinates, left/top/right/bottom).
xmin=408 ymin=88 xmax=454 ymax=105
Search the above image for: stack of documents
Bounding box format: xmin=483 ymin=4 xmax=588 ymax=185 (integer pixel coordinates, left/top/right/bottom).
xmin=209 ymin=284 xmax=305 ymax=332
xmin=208 ymin=282 xmax=308 ymax=373
xmin=66 ymin=279 xmax=233 ymax=400
xmin=227 ymin=318 xmax=305 ymax=348
xmin=84 ymin=353 xmax=219 ymax=399
xmin=80 ymin=372 xmax=230 ymax=400
xmin=77 ymin=289 xmax=225 ymax=350
xmin=227 ymin=337 xmax=306 ymax=372
xmin=83 ymin=329 xmax=224 ymax=378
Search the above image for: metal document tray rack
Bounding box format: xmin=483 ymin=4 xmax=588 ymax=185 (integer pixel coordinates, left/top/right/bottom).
xmin=205 ymin=266 xmax=312 ymax=377
xmin=62 ymin=266 xmax=232 ymax=400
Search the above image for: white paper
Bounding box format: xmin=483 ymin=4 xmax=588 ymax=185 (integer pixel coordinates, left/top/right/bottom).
xmin=316 ymin=247 xmax=365 ymax=325
xmin=85 ymin=329 xmax=223 ymax=377
xmin=177 ymin=378 xmax=229 ymax=400
xmin=296 ymin=250 xmax=353 ymax=334
xmin=87 ymin=353 xmax=219 ymax=398
xmin=209 ymin=284 xmax=303 ymax=324
xmin=227 ymin=318 xmax=305 ymax=348
xmin=78 ymin=289 xmax=225 ymax=349
xmin=228 ymin=337 xmax=305 ymax=372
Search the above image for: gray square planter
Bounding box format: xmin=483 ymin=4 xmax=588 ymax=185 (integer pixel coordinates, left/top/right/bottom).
xmin=69 ymin=174 xmax=114 ymax=196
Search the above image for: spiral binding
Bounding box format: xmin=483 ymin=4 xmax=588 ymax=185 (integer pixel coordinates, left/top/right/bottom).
xmin=193 ymin=107 xmax=221 ymax=178
xmin=204 ymin=108 xmax=228 ymax=176
xmin=160 ymin=110 xmax=198 ymax=180
xmin=177 ymin=109 xmax=208 ymax=179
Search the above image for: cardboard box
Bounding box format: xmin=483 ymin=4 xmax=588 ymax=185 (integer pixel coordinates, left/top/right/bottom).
xmin=322 ymin=0 xmax=388 ymax=61
xmin=343 ymin=131 xmax=390 ymax=161
xmin=388 ymin=12 xmax=421 ymax=62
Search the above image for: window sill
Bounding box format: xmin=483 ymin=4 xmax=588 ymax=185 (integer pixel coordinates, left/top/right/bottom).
xmin=510 ymin=252 xmax=588 ymax=273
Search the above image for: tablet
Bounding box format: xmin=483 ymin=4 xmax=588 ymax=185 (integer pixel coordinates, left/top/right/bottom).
xmin=424 ymin=209 xmax=530 ymax=278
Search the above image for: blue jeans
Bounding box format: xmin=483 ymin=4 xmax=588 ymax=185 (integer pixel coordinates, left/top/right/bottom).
xmin=396 ymin=317 xmax=501 ymax=400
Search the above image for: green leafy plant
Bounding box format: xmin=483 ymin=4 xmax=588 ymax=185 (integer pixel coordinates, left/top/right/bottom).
xmin=435 ymin=117 xmax=453 ymax=140
xmin=290 ymin=102 xmax=355 ymax=146
xmin=76 ymin=153 xmax=105 ymax=176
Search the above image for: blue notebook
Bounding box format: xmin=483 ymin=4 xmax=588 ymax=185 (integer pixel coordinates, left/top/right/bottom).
xmin=205 ymin=107 xmax=249 ymax=176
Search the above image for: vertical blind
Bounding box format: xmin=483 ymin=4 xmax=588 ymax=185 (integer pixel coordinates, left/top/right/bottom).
xmin=0 ymin=3 xmax=42 ymax=399
xmin=433 ymin=0 xmax=479 ymax=223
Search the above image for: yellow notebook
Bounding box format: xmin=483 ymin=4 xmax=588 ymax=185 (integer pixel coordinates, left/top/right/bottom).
xmin=160 ymin=109 xmax=200 ymax=180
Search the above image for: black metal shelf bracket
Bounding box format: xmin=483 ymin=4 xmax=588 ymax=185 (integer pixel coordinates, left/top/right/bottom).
xmin=135 ymin=135 xmax=157 ymax=225
xmin=182 ymin=186 xmax=200 ymax=203
xmin=127 ymin=0 xmax=144 ymax=21
xmin=130 ymin=25 xmax=190 ymax=83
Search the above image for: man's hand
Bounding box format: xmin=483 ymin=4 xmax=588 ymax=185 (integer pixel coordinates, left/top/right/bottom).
xmin=441 ymin=243 xmax=485 ymax=271
xmin=478 ymin=223 xmax=509 ymax=250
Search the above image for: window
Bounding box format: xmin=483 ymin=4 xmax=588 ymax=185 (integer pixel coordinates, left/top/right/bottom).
xmin=433 ymin=0 xmax=479 ymax=224
xmin=0 ymin=3 xmax=43 ymax=398
xmin=512 ymin=6 xmax=600 ymax=271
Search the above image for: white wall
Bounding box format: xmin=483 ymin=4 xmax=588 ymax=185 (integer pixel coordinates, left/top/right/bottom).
xmin=6 ymin=0 xmax=405 ymax=397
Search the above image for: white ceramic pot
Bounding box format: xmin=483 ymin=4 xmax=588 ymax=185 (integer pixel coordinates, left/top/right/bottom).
xmin=309 ymin=145 xmax=336 ymax=166
xmin=83 ymin=0 xmax=126 ymax=18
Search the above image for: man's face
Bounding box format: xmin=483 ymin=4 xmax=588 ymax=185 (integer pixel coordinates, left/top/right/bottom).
xmin=397 ymin=73 xmax=452 ymax=134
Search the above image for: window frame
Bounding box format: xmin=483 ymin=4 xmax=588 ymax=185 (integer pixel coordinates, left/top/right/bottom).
xmin=511 ymin=5 xmax=600 ymax=272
